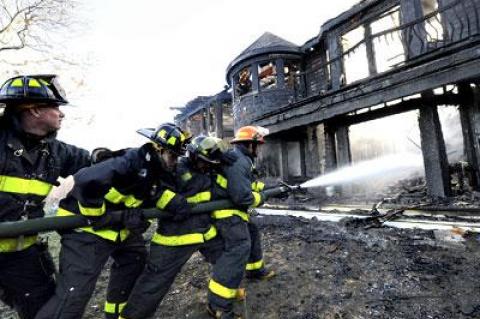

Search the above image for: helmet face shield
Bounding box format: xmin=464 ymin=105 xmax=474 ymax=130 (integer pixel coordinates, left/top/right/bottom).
xmin=49 ymin=76 xmax=68 ymax=103
xmin=198 ymin=136 xmax=227 ymax=154
xmin=187 ymin=136 xmax=227 ymax=164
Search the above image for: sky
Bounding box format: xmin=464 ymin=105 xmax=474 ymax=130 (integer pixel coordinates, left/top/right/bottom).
xmin=49 ymin=0 xmax=360 ymax=150
xmin=1 ymin=0 xmax=464 ymax=163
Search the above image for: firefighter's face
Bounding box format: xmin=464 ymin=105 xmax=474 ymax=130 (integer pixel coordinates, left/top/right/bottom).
xmin=195 ymin=160 xmax=211 ymax=173
xmin=33 ymin=104 xmax=64 ymax=133
xmin=248 ymin=143 xmax=261 ymax=158
xmin=160 ymin=149 xmax=178 ymax=170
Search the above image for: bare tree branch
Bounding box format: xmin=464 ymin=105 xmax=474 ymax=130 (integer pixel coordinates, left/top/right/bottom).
xmin=0 ymin=0 xmax=81 ymax=57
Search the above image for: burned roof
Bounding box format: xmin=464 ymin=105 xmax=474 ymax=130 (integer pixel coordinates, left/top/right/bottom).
xmin=226 ymin=32 xmax=301 ymax=79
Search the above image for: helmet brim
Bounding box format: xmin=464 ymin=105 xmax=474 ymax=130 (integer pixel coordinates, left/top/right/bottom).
xmin=197 ymin=153 xmax=221 ymax=164
xmin=0 ymin=97 xmax=68 ymax=106
xmin=136 ymin=128 xmax=155 ymax=140
xmin=230 ymin=137 xmax=265 ymax=144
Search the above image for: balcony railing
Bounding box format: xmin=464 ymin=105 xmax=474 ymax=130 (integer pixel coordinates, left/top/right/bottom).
xmin=292 ymin=0 xmax=480 ymax=101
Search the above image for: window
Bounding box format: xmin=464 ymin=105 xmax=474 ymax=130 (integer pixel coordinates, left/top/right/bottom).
xmin=341 ymin=26 xmax=369 ymax=84
xmin=258 ymin=61 xmax=277 ymax=90
xmin=370 ymin=6 xmax=405 ymax=72
xmin=222 ymin=103 xmax=234 ymax=137
xmin=234 ymin=67 xmax=252 ymax=98
xmin=421 ymin=0 xmax=443 ymax=41
xmin=284 ymin=60 xmax=300 ymax=89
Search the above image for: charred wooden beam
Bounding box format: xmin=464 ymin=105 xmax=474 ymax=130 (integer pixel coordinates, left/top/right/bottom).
xmin=458 ymin=83 xmax=480 ymax=189
xmin=418 ymin=91 xmax=451 ymax=198
xmin=331 ymin=91 xmax=461 ymax=126
xmin=324 ymin=124 xmax=338 ymax=173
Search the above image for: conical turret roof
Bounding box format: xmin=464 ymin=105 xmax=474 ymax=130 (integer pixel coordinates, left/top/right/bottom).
xmin=226 ymin=32 xmax=301 ymax=78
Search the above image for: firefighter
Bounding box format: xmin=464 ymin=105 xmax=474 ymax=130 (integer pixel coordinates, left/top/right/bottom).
xmin=207 ymin=125 xmax=274 ymax=319
xmin=36 ymin=123 xmax=191 ymax=319
xmin=0 ymin=75 xmax=90 ymax=319
xmin=119 ymin=135 xmax=227 ymax=319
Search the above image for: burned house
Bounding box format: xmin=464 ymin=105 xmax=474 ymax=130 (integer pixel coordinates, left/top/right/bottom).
xmin=173 ymin=90 xmax=233 ymax=139
xmin=175 ymin=0 xmax=480 ymax=198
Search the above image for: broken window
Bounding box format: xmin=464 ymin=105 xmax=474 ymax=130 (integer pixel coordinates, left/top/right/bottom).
xmin=234 ymin=67 xmax=252 ymax=98
xmin=188 ymin=112 xmax=206 ymax=136
xmin=222 ymin=102 xmax=234 ymax=137
xmin=325 ymin=49 xmax=332 ymax=88
xmin=284 ymin=60 xmax=300 ymax=89
xmin=341 ymin=26 xmax=369 ymax=84
xmin=206 ymin=105 xmax=215 ymax=134
xmin=370 ymin=6 xmax=405 ymax=72
xmin=421 ymin=0 xmax=444 ymax=42
xmin=258 ymin=61 xmax=277 ymax=90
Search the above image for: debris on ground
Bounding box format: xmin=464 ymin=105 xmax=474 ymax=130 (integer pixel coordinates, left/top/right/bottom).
xmin=124 ymin=215 xmax=480 ymax=318
xmin=3 ymin=214 xmax=476 ymax=319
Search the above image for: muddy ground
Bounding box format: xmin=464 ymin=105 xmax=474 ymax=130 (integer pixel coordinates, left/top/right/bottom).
xmin=1 ymin=214 xmax=479 ymax=319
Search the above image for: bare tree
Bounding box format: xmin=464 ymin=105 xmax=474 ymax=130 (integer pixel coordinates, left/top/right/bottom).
xmin=0 ymin=0 xmax=79 ymax=55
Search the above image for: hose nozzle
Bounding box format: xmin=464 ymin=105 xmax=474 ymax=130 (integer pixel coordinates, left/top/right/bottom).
xmin=279 ymin=181 xmax=302 ymax=192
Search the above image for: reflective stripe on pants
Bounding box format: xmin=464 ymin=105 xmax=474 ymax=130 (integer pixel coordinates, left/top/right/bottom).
xmin=208 ymin=216 xmax=251 ymax=312
xmin=35 ymin=232 xmax=146 ymax=319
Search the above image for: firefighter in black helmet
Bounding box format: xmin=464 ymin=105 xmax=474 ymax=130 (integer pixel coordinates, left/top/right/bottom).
xmin=0 ymin=75 xmax=90 ymax=319
xmin=37 ymin=123 xmax=191 ymax=319
xmin=137 ymin=122 xmax=188 ymax=156
xmin=119 ymin=135 xmax=226 ymax=319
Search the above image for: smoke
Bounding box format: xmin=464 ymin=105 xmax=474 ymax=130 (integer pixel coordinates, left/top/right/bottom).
xmin=336 ymin=104 xmax=465 ymax=196
xmin=349 ymin=106 xmax=464 ymax=163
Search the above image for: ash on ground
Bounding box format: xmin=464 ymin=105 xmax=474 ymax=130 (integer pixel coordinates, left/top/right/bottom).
xmin=2 ymin=214 xmax=477 ymax=319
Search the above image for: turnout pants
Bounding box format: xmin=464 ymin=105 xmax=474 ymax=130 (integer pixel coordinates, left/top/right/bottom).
xmin=208 ymin=216 xmax=251 ymax=314
xmin=36 ymin=231 xmax=147 ymax=319
xmin=0 ymin=244 xmax=55 ymax=319
xmin=120 ymin=236 xmax=223 ymax=319
xmin=245 ymin=221 xmax=267 ymax=276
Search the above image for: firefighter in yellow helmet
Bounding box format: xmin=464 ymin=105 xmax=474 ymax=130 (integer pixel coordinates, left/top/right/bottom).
xmin=207 ymin=126 xmax=274 ymax=319
xmin=0 ymin=75 xmax=90 ymax=319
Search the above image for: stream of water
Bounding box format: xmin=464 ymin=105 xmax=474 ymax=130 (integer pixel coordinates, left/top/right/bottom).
xmin=300 ymin=153 xmax=424 ymax=189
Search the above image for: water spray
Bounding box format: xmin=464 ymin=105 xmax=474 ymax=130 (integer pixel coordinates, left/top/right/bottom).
xmin=300 ymin=153 xmax=423 ymax=189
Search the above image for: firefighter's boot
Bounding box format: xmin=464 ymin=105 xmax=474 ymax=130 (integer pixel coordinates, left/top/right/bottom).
xmin=206 ymin=304 xmax=243 ymax=319
xmin=246 ymin=267 xmax=276 ymax=280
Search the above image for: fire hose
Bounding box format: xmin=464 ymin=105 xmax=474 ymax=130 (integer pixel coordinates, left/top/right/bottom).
xmin=0 ymin=184 xmax=302 ymax=238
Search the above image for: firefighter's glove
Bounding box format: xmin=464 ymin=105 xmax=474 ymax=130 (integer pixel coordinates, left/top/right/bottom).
xmin=91 ymin=147 xmax=128 ymax=164
xmin=170 ymin=197 xmax=192 ymax=222
xmin=252 ymin=191 xmax=265 ymax=208
xmin=90 ymin=214 xmax=116 ymax=231
xmin=274 ymin=181 xmax=291 ymax=199
xmin=276 ymin=190 xmax=290 ymax=200
xmin=122 ymin=208 xmax=150 ymax=234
